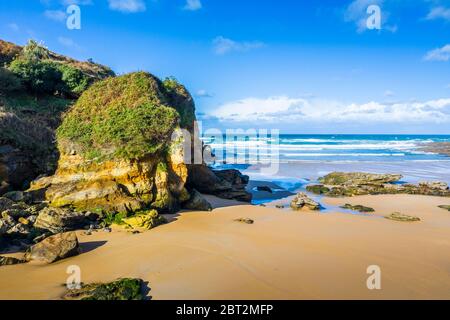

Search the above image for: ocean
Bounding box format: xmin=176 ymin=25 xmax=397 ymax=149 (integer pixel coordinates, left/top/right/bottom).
xmin=204 ymin=135 xmax=450 ymax=193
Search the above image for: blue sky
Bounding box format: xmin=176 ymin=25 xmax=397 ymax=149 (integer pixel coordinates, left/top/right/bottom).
xmin=1 ymin=0 xmax=450 ymax=133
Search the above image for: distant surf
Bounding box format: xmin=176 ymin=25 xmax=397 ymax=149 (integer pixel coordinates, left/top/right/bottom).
xmin=205 ymin=134 xmax=450 ymax=186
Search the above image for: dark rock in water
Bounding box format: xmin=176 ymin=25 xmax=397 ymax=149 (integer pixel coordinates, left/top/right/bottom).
xmin=310 ymin=172 xmax=450 ymax=197
xmin=0 ymin=256 xmax=26 ymax=266
xmin=187 ymin=165 xmax=252 ymax=202
xmin=438 ymin=205 xmax=450 ymax=211
xmin=275 ymin=205 xmax=284 ymax=209
xmin=385 ymin=212 xmax=420 ymax=222
xmin=34 ymin=207 xmax=88 ymax=234
xmin=183 ymin=189 xmax=212 ymax=211
xmin=256 ymin=186 xmax=273 ymax=193
xmin=63 ymin=278 xmax=145 ymax=300
xmin=290 ymin=193 xmax=321 ymax=211
xmin=234 ymin=218 xmax=254 ymax=224
xmin=340 ymin=204 xmax=375 ymax=213
xmin=25 ymin=231 xmax=80 ymax=263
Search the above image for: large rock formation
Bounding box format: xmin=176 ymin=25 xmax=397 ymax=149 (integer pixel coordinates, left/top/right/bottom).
xmin=29 ymin=72 xmax=195 ymax=215
xmin=307 ymin=172 xmax=450 ymax=197
xmin=0 ymin=39 xmax=114 ymax=195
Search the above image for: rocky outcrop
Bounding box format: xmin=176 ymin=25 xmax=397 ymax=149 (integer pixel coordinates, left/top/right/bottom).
xmin=187 ymin=165 xmax=252 ymax=202
xmin=28 ymin=72 xmax=197 ymax=215
xmin=307 ymin=172 xmax=450 ymax=197
xmin=419 ymin=142 xmax=450 ymax=157
xmin=290 ymin=192 xmax=321 ymax=211
xmin=25 ymin=231 xmax=80 ymax=263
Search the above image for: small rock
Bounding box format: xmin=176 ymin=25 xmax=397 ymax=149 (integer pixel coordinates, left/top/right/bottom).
xmin=275 ymin=205 xmax=285 ymax=209
xmin=25 ymin=231 xmax=80 ymax=264
xmin=103 ymin=227 xmax=112 ymax=233
xmin=18 ymin=217 xmax=30 ymax=225
xmin=121 ymin=210 xmax=167 ymax=231
xmin=259 ymin=204 xmax=267 ymax=207
xmin=1 ymin=208 xmax=28 ymax=219
xmin=0 ymin=256 xmax=26 ymax=266
xmin=85 ymin=230 xmax=92 ymax=236
xmin=1 ymin=212 xmax=16 ymax=226
xmin=340 ymin=204 xmax=375 ymax=213
xmin=385 ymin=212 xmax=421 ymax=222
xmin=234 ymin=218 xmax=254 ymax=224
xmin=290 ymin=193 xmax=321 ymax=211
xmin=438 ymin=205 xmax=450 ymax=211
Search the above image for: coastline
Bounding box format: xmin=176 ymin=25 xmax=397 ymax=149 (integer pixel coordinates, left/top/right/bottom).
xmin=1 ymin=194 xmax=449 ymax=300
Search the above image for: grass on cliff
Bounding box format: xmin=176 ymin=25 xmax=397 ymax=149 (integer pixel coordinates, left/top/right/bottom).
xmin=57 ymin=72 xmax=193 ymax=161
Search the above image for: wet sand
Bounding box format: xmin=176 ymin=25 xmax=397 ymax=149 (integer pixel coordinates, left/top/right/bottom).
xmin=0 ymin=194 xmax=450 ymax=300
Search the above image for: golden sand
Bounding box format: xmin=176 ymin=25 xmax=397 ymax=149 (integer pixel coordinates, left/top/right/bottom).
xmin=0 ymin=194 xmax=449 ymax=300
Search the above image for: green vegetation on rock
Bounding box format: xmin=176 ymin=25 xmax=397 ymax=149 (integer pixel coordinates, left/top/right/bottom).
xmin=63 ymin=278 xmax=145 ymax=300
xmin=57 ymin=72 xmax=193 ymax=161
xmin=438 ymin=205 xmax=450 ymax=211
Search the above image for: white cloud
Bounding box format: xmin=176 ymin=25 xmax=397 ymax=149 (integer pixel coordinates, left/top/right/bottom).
xmin=212 ymin=36 xmax=265 ymax=55
xmin=344 ymin=0 xmax=397 ymax=33
xmin=426 ymin=6 xmax=450 ymax=21
xmin=108 ymin=0 xmax=146 ymax=13
xmin=424 ymin=44 xmax=450 ymax=61
xmin=184 ymin=0 xmax=202 ymax=11
xmin=209 ymin=96 xmax=450 ymax=124
xmin=44 ymin=10 xmax=67 ymax=22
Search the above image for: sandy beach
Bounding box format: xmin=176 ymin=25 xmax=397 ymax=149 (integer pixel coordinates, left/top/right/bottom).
xmin=1 ymin=194 xmax=449 ymax=300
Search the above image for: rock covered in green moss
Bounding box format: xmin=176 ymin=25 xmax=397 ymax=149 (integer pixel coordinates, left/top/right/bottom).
xmin=438 ymin=205 xmax=450 ymax=211
xmin=56 ymin=72 xmax=193 ymax=161
xmin=309 ymin=172 xmax=450 ymax=198
xmin=63 ymin=278 xmax=145 ymax=300
xmin=30 ymin=72 xmax=196 ymax=214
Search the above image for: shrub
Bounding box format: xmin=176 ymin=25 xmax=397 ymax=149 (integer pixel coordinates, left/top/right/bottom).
xmin=8 ymin=59 xmax=62 ymax=94
xmin=57 ymin=72 xmax=183 ymax=161
xmin=0 ymin=67 xmax=22 ymax=93
xmin=21 ymin=40 xmax=50 ymax=61
xmin=162 ymin=77 xmax=195 ymax=128
xmin=58 ymin=64 xmax=90 ymax=96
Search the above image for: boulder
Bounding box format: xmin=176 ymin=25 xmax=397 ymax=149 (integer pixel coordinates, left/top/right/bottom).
xmin=290 ymin=193 xmax=321 ymax=211
xmin=25 ymin=231 xmax=80 ymax=263
xmin=120 ymin=210 xmax=167 ymax=231
xmin=34 ymin=207 xmax=88 ymax=234
xmin=183 ymin=189 xmax=212 ymax=211
xmin=306 ymin=184 xmax=330 ymax=195
xmin=187 ymin=165 xmax=252 ymax=202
